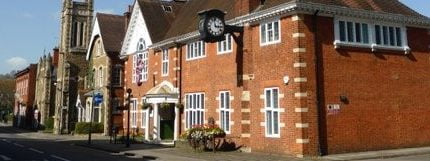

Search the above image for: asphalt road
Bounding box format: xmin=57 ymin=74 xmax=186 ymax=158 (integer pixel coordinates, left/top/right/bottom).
xmin=1 ymin=123 xmax=430 ymax=161
xmin=0 ymin=125 xmax=141 ymax=161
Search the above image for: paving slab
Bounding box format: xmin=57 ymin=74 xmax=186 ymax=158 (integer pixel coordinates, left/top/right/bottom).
xmin=323 ymin=147 xmax=430 ymax=161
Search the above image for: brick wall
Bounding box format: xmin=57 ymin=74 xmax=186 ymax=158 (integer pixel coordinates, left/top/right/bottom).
xmin=308 ymin=15 xmax=430 ymax=154
xmin=122 ymin=12 xmax=430 ymax=157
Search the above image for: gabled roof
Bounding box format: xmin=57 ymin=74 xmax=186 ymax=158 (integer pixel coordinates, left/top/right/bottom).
xmin=150 ymin=0 xmax=429 ymax=48
xmin=96 ymin=13 xmax=126 ymax=53
xmin=294 ymin=0 xmax=426 ymax=18
xmin=137 ymin=0 xmax=185 ymax=43
xmin=163 ymin=0 xmax=237 ymax=41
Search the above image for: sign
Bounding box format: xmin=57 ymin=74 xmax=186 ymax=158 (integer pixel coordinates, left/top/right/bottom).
xmin=93 ymin=93 xmax=103 ymax=106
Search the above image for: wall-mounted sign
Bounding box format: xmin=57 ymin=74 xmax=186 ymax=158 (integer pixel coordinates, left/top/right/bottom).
xmin=327 ymin=104 xmax=340 ymax=115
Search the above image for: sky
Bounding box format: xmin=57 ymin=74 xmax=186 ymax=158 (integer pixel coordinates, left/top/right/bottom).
xmin=0 ymin=0 xmax=429 ymax=74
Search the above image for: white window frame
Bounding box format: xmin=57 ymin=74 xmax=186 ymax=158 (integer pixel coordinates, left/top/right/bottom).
xmin=161 ymin=49 xmax=169 ymax=76
xmin=186 ymin=41 xmax=206 ymax=60
xmin=260 ymin=19 xmax=281 ymax=46
xmin=219 ymin=91 xmax=231 ymax=134
xmin=217 ymin=34 xmax=233 ymax=54
xmin=185 ymin=93 xmax=205 ymax=129
xmin=132 ymin=55 xmax=137 ymax=83
xmin=334 ymin=17 xmax=409 ymax=53
xmin=135 ymin=52 xmax=148 ymax=83
xmin=264 ymin=87 xmax=280 ymax=138
xmin=130 ymin=98 xmax=138 ymax=128
xmin=141 ymin=108 xmax=147 ymax=128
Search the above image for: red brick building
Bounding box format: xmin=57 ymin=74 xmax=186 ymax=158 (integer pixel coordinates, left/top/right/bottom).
xmin=120 ymin=0 xmax=430 ymax=157
xmin=14 ymin=64 xmax=37 ymax=128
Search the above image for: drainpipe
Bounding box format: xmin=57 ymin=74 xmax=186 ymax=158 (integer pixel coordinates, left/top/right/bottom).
xmin=312 ymin=10 xmax=326 ymax=156
xmin=175 ymin=42 xmax=183 ymax=137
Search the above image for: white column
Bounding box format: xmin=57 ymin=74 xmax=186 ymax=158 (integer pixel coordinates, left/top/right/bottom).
xmin=145 ymin=109 xmax=150 ymax=140
xmin=153 ymin=103 xmax=160 ymax=141
xmin=174 ymin=107 xmax=179 ymax=141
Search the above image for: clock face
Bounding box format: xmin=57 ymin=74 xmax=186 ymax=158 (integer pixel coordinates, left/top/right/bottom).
xmin=207 ymin=17 xmax=224 ymax=37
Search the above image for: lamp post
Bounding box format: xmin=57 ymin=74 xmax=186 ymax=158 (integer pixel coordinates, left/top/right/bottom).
xmin=88 ymin=92 xmax=94 ymax=145
xmin=126 ymin=88 xmax=132 ymax=148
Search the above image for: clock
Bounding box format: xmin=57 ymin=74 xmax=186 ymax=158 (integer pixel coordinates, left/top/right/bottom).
xmin=207 ymin=16 xmax=225 ymax=37
xmin=198 ymin=9 xmax=226 ymax=42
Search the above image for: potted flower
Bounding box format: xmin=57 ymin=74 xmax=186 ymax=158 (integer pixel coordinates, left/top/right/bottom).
xmin=160 ymin=102 xmax=170 ymax=109
xmin=175 ymin=103 xmax=184 ymax=112
xmin=142 ymin=103 xmax=152 ymax=110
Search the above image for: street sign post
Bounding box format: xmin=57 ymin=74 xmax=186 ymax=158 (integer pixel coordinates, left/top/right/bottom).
xmin=88 ymin=92 xmax=103 ymax=145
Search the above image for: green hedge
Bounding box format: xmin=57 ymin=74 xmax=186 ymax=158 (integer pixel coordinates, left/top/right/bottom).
xmin=6 ymin=114 xmax=13 ymax=122
xmin=44 ymin=117 xmax=54 ymax=130
xmin=74 ymin=122 xmax=104 ymax=134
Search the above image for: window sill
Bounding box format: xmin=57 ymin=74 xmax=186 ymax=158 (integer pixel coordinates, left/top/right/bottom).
xmin=265 ymin=135 xmax=280 ymax=138
xmin=185 ymin=56 xmax=206 ymax=61
xmin=260 ymin=40 xmax=281 ymax=47
xmin=217 ymin=51 xmax=232 ymax=55
xmin=334 ymin=41 xmax=411 ymax=54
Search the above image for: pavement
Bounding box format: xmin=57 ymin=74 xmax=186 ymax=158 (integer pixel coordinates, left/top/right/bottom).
xmin=323 ymin=147 xmax=430 ymax=161
xmin=1 ymin=122 xmax=430 ymax=161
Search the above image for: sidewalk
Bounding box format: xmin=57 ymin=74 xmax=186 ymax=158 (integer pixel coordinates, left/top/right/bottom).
xmin=72 ymin=139 xmax=322 ymax=161
xmin=75 ymin=138 xmax=430 ymax=161
xmin=323 ymin=147 xmax=430 ymax=161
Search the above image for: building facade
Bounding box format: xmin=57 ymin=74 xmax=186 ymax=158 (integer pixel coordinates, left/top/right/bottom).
xmin=54 ymin=0 xmax=93 ymax=134
xmin=14 ymin=64 xmax=37 ymax=128
xmin=120 ymin=0 xmax=184 ymax=141
xmin=120 ymin=0 xmax=430 ymax=157
xmin=34 ymin=48 xmax=59 ymax=126
xmin=83 ymin=13 xmax=127 ymax=135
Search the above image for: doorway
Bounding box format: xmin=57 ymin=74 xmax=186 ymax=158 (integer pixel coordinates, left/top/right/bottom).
xmin=158 ymin=103 xmax=174 ymax=140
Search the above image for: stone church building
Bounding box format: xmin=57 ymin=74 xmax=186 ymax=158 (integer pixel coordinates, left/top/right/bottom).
xmin=54 ymin=0 xmax=93 ymax=134
xmin=34 ymin=48 xmax=59 ymax=126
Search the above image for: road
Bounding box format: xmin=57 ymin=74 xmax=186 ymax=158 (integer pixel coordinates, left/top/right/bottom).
xmin=0 ymin=124 xmax=141 ymax=161
xmin=1 ymin=123 xmax=430 ymax=161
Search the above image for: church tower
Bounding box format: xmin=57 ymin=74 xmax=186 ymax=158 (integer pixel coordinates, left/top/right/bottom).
xmin=54 ymin=0 xmax=93 ymax=134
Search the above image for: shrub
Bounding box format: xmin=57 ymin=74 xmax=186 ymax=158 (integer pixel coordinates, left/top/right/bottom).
xmin=184 ymin=124 xmax=226 ymax=152
xmin=44 ymin=117 xmax=54 ymax=130
xmin=6 ymin=113 xmax=13 ymax=122
xmin=74 ymin=122 xmax=104 ymax=134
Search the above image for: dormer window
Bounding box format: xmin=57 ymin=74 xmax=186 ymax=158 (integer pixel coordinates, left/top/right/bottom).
xmin=162 ymin=5 xmax=172 ymax=13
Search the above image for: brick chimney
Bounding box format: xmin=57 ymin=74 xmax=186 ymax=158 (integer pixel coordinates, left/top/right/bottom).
xmin=124 ymin=5 xmax=132 ymax=32
xmin=235 ymin=0 xmax=263 ymax=16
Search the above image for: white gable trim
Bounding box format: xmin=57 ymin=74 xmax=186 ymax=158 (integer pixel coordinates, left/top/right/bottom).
xmin=86 ymin=18 xmax=102 ymax=60
xmin=120 ymin=0 xmax=153 ymax=58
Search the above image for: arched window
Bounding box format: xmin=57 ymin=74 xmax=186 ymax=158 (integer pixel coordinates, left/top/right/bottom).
xmin=137 ymin=38 xmax=146 ymax=51
xmin=92 ymin=68 xmax=96 ymax=87
xmin=99 ymin=67 xmax=103 ymax=87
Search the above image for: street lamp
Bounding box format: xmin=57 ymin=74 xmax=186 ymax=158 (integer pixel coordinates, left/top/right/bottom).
xmin=126 ymin=88 xmax=132 ymax=148
xmin=88 ymin=91 xmax=95 ymax=145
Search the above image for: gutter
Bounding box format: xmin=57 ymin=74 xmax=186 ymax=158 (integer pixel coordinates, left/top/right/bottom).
xmin=148 ymin=1 xmax=430 ymax=50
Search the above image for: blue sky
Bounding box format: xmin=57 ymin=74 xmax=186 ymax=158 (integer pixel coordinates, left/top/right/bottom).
xmin=0 ymin=0 xmax=429 ymax=74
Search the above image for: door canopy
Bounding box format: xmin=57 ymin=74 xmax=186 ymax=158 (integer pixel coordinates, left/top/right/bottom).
xmin=145 ymin=81 xmax=178 ymax=99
